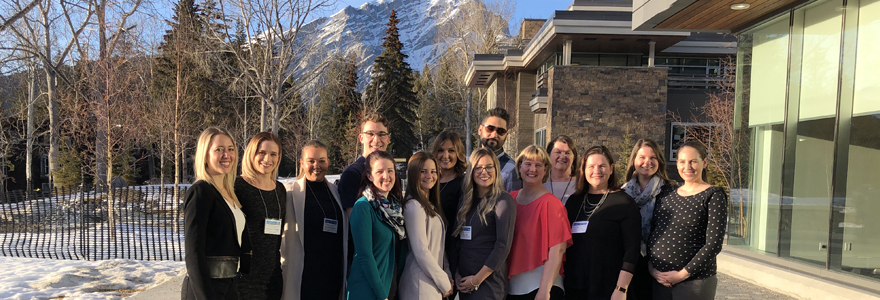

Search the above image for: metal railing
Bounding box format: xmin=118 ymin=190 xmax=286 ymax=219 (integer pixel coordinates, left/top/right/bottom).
xmin=0 ymin=185 xmax=187 ymax=261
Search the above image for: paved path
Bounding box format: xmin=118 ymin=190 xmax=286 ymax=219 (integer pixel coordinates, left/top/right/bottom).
xmin=126 ymin=272 xmax=800 ymax=299
xmin=716 ymin=273 xmax=800 ymax=299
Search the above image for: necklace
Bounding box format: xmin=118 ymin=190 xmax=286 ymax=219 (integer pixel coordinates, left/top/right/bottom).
xmin=575 ymin=189 xmax=609 ymax=221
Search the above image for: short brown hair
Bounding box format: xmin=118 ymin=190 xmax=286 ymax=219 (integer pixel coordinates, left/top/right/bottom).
xmin=576 ymin=145 xmax=621 ymax=193
xmin=361 ymin=113 xmax=389 ymax=132
xmin=515 ymin=145 xmax=552 ymax=183
xmin=546 ymin=135 xmax=579 ymax=178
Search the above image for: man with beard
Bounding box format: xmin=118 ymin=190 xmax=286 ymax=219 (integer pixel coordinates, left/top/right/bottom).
xmin=478 ymin=107 xmax=522 ymax=192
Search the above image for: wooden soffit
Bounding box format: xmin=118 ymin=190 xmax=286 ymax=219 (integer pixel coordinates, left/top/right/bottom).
xmin=657 ymin=0 xmax=804 ymax=31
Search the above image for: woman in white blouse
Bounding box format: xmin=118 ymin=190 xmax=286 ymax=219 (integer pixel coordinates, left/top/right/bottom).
xmin=399 ymin=151 xmax=453 ymax=299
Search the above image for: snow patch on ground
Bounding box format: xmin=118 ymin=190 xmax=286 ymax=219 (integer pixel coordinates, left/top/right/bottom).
xmin=0 ymin=257 xmax=184 ymax=299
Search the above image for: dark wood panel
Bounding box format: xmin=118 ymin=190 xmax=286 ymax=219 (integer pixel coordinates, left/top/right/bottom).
xmin=657 ymin=0 xmax=802 ymax=31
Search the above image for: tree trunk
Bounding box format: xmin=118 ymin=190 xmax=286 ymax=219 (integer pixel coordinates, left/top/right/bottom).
xmin=261 ymin=98 xmax=267 ymax=132
xmin=26 ymin=63 xmax=36 ymax=193
xmin=271 ymin=101 xmax=281 ymax=135
xmin=465 ymin=90 xmax=472 ymax=155
xmin=46 ymin=69 xmax=59 ymax=188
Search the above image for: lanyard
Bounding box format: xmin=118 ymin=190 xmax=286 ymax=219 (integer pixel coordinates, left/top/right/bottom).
xmin=257 ymin=184 xmax=281 ymax=219
xmin=549 ymin=179 xmax=573 ymax=201
xmin=306 ymin=181 xmax=338 ymax=219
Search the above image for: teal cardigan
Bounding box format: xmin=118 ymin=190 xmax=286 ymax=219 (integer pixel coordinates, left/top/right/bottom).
xmin=346 ymin=197 xmax=399 ymax=300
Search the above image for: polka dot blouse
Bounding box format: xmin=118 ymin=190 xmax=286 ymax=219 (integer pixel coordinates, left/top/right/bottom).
xmin=647 ymin=186 xmax=728 ymax=280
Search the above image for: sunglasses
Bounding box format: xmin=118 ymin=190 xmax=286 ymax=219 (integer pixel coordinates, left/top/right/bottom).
xmin=481 ymin=124 xmax=508 ymax=135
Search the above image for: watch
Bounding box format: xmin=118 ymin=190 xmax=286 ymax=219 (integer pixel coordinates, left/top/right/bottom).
xmin=615 ymin=285 xmax=628 ymax=293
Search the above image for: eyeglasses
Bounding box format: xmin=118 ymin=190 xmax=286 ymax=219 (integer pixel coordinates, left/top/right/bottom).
xmin=481 ymin=124 xmax=508 ymax=135
xmin=474 ymin=165 xmax=495 ymax=174
xmin=362 ymin=131 xmax=390 ymax=139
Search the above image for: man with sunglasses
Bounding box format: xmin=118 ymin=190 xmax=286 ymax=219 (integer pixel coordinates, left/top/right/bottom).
xmin=478 ymin=107 xmax=522 ymax=192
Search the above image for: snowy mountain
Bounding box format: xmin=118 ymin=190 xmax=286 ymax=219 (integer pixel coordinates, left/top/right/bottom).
xmin=300 ymin=0 xmax=470 ymax=88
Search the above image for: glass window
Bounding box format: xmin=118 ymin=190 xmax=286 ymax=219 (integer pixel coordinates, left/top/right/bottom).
xmin=786 ymin=0 xmax=843 ymax=267
xmin=840 ymin=0 xmax=880 ymax=281
xmin=731 ymin=12 xmax=790 ymax=251
xmin=535 ymin=128 xmax=547 ymax=147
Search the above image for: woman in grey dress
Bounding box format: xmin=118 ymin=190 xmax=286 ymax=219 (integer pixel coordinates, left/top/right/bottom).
xmin=451 ymin=148 xmax=516 ymax=300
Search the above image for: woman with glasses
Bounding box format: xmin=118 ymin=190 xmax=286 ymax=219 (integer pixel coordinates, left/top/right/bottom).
xmin=648 ymin=141 xmax=727 ymax=300
xmin=621 ymin=139 xmax=676 ymax=300
xmin=346 ymin=151 xmax=405 ymax=300
xmin=235 ymin=132 xmax=287 ymax=300
xmin=563 ymin=146 xmax=640 ymax=300
xmin=280 ymin=140 xmax=347 ymax=300
xmin=451 ymin=148 xmax=516 ymax=300
xmin=507 ymin=145 xmax=572 ymax=300
xmin=399 ymin=152 xmax=453 ymax=299
xmin=182 ymin=127 xmax=243 ymax=300
xmin=544 ymin=135 xmax=579 ymax=205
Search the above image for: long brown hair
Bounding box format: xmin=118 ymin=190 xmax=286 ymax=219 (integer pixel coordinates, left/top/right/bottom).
xmin=405 ymin=152 xmax=445 ymax=222
xmin=454 ymin=148 xmax=506 ymax=237
xmin=359 ymin=150 xmax=403 ymax=201
xmin=624 ymin=139 xmax=675 ymax=186
xmin=430 ymin=130 xmax=467 ymax=177
xmin=576 ymin=145 xmax=621 ymax=193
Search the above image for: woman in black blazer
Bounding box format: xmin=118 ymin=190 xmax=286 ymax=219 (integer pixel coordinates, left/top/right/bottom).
xmin=182 ymin=127 xmax=246 ymax=300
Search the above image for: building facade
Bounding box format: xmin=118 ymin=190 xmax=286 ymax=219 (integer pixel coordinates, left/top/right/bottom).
xmin=634 ymin=0 xmax=880 ymax=292
xmin=466 ymin=0 xmax=735 ymax=179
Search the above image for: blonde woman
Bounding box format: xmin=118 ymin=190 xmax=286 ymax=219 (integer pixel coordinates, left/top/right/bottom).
xmin=451 ymin=148 xmax=516 ymax=300
xmin=399 ymin=152 xmax=453 ymax=299
xmin=281 ymin=140 xmax=347 ymax=300
xmin=507 ymin=145 xmax=572 ymax=300
xmin=235 ymin=132 xmax=287 ymax=299
xmin=183 ymin=127 xmax=244 ymax=300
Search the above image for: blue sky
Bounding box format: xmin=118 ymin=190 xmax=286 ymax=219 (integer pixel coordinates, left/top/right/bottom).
xmin=331 ymin=0 xmax=575 ymax=35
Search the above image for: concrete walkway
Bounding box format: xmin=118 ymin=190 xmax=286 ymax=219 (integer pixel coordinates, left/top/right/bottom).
xmin=126 ymin=272 xmax=799 ymax=299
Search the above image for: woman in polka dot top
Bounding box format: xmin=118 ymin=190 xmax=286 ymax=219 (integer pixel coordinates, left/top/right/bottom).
xmin=647 ymin=141 xmax=728 ymax=300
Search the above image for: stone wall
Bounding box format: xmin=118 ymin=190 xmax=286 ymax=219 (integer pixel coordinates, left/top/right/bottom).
xmin=520 ymin=19 xmax=546 ymax=41
xmin=544 ymin=66 xmax=668 ymax=158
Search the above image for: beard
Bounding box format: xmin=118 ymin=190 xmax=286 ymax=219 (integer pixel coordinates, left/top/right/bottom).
xmin=481 ymin=137 xmax=504 ymax=152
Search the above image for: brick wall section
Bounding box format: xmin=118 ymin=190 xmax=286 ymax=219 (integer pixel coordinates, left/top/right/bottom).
xmin=545 ymin=66 xmax=668 ymax=156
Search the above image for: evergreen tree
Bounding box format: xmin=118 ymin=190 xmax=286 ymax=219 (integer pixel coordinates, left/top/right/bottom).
xmin=364 ymin=9 xmax=419 ymax=158
xmin=316 ymin=58 xmax=362 ymax=173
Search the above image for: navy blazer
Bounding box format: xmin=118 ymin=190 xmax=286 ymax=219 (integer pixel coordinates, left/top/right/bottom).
xmin=183 ymin=180 xmax=245 ymax=299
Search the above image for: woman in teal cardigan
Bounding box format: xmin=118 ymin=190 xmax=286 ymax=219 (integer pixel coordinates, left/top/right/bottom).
xmin=347 ymin=151 xmax=406 ymax=300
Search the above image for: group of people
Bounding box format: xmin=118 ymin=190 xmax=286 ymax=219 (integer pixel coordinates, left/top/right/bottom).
xmin=181 ymin=107 xmax=728 ymax=300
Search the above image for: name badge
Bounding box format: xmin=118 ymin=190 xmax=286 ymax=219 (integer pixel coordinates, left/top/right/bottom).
xmin=572 ymin=221 xmax=589 ymax=234
xmin=323 ymin=218 xmax=338 ymax=234
xmin=264 ymin=218 xmax=282 ymax=235
xmin=461 ymin=226 xmax=472 ymax=240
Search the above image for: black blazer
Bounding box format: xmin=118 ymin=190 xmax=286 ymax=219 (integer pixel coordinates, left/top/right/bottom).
xmin=183 ymin=180 xmax=244 ymax=299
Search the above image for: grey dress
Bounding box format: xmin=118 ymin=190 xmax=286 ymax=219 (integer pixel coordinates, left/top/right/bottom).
xmin=452 ymin=193 xmax=516 ymax=300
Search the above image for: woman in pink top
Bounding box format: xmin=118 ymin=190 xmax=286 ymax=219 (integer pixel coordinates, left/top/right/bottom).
xmin=507 ymin=145 xmax=573 ymax=300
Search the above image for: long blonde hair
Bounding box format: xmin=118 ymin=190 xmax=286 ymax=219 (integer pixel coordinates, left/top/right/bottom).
xmin=454 ymin=148 xmax=505 ymax=237
xmin=241 ymin=132 xmax=282 ymax=180
xmin=194 ymin=127 xmax=240 ymax=206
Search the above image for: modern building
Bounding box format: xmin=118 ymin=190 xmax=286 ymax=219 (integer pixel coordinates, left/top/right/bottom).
xmin=465 ymin=0 xmax=735 ymax=179
xmin=634 ymin=0 xmax=880 ymax=296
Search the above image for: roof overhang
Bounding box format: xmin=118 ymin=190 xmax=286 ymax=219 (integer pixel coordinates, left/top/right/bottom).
xmin=632 ymin=0 xmax=808 ymax=32
xmin=466 ymin=11 xmax=692 ymax=87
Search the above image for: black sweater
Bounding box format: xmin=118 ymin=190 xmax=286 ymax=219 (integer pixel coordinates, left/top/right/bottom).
xmin=563 ymin=190 xmax=641 ymax=299
xmin=183 ymin=180 xmax=244 ymax=299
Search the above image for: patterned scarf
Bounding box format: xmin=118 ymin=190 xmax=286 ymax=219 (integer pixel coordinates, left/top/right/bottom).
xmin=623 ymin=176 xmax=664 ymax=245
xmin=363 ymin=187 xmax=406 ymax=240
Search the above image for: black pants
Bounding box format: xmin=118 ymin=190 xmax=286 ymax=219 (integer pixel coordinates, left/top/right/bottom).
xmin=181 ymin=276 xmax=239 ymax=300
xmin=509 ymin=286 xmax=565 ymax=300
xmin=630 ymin=254 xmax=654 ymax=300
xmin=652 ymin=275 xmax=717 ymax=300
